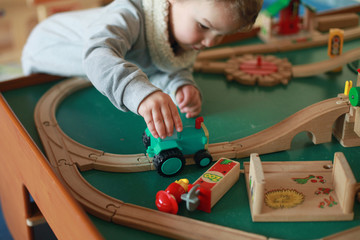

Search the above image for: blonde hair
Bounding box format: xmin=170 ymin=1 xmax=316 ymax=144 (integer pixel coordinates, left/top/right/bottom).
xmin=214 ymin=0 xmax=263 ymax=31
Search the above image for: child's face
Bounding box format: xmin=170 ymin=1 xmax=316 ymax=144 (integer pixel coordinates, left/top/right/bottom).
xmin=168 ymin=0 xmax=242 ymax=51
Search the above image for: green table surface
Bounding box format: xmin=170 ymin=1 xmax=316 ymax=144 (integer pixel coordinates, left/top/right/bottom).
xmin=3 ymin=37 xmax=360 ymax=240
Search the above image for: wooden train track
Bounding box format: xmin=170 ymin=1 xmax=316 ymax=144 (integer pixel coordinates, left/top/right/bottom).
xmin=33 ymin=77 xmax=353 ymax=239
xmin=34 ymin=77 xmax=350 ymax=172
xmin=194 ymin=47 xmax=360 ymax=86
xmin=196 ymin=27 xmax=360 ymax=61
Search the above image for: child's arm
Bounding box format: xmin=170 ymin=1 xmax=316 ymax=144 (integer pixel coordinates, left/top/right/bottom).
xmin=138 ymin=91 xmax=183 ymax=139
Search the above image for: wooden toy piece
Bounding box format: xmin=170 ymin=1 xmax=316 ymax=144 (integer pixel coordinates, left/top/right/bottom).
xmin=328 ymin=28 xmax=344 ymax=72
xmin=248 ymin=154 xmax=265 ymax=216
xmin=111 ymin=203 xmax=267 ymax=240
xmin=227 ymin=96 xmax=350 ymax=159
xmin=302 ymin=4 xmax=316 ymax=33
xmin=333 ymin=92 xmax=360 ymax=147
xmin=354 ymin=106 xmax=360 ymax=138
xmin=258 ymin=0 xmax=302 ymax=43
xmin=323 ymin=225 xmax=360 ymax=240
xmin=34 ymin=77 xmax=154 ymax=173
xmin=332 ymin=152 xmax=357 ymax=214
xmin=34 ymin=78 xmax=352 ymax=173
xmin=196 ymin=27 xmax=360 ymax=61
xmin=350 ymin=76 xmax=360 ymax=137
xmin=195 ymin=47 xmax=360 ymax=85
xmin=225 ymin=55 xmax=292 ymax=86
xmin=182 ymin=158 xmax=240 ymax=213
xmin=292 ymin=47 xmax=360 ymax=78
xmin=244 ymin=152 xmax=356 ymax=222
xmin=316 ymin=13 xmax=359 ymax=32
xmin=195 ymin=55 xmax=292 ymax=87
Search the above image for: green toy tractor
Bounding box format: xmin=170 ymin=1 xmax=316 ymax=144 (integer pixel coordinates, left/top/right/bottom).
xmin=143 ymin=113 xmax=212 ymax=177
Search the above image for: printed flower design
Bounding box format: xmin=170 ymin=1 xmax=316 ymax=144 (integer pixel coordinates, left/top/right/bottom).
xmin=265 ymin=189 xmax=304 ymax=209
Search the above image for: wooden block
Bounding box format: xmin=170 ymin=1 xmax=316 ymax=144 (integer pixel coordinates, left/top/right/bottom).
xmin=188 ymin=158 xmax=240 ymax=213
xmin=248 ymin=153 xmax=265 ymax=216
xmin=332 ymin=152 xmax=356 ymax=214
xmin=333 ymin=106 xmax=360 ymax=147
xmin=354 ymin=106 xmax=360 ymax=137
xmin=316 ymin=13 xmax=359 ymax=32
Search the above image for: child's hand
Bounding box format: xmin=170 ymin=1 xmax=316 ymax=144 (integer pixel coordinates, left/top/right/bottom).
xmin=138 ymin=91 xmax=183 ymax=139
xmin=176 ymin=85 xmax=202 ymax=118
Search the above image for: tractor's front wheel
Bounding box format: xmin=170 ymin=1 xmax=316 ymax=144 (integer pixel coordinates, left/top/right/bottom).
xmin=153 ymin=148 xmax=185 ymax=177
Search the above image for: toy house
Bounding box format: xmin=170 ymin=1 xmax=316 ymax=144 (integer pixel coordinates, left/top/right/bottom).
xmin=259 ymin=0 xmax=317 ymax=43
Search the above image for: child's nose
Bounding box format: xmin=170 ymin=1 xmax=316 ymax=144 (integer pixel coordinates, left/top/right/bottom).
xmin=202 ymin=38 xmax=215 ymax=48
xmin=202 ymin=36 xmax=222 ymax=48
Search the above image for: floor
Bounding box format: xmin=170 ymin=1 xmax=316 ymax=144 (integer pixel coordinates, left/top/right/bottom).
xmin=0 ymin=202 xmax=13 ymax=240
xmin=0 ymin=201 xmax=55 ymax=240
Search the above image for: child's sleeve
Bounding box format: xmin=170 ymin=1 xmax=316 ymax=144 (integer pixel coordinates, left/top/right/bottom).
xmin=83 ymin=5 xmax=159 ymax=114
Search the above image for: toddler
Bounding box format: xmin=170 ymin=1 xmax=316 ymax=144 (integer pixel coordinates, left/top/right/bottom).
xmin=22 ymin=0 xmax=262 ymax=139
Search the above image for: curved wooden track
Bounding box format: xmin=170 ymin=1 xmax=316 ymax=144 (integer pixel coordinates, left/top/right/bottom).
xmin=196 ymin=27 xmax=360 ymax=61
xmin=209 ymin=96 xmax=350 ymax=159
xmin=34 ymin=77 xmax=350 ymax=239
xmin=34 ymin=78 xmax=152 ymax=173
xmin=292 ymin=48 xmax=360 ymax=77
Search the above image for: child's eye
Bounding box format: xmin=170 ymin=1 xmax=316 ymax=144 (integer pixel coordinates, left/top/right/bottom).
xmin=198 ymin=23 xmax=209 ymax=30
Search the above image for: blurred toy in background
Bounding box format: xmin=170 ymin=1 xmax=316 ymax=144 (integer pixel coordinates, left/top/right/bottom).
xmin=328 ymin=28 xmax=344 ymax=72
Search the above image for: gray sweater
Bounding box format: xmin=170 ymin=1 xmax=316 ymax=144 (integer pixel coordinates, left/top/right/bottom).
xmin=22 ymin=0 xmax=197 ymax=114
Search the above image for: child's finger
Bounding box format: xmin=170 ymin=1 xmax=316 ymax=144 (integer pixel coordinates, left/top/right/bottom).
xmin=170 ymin=104 xmax=183 ymax=132
xmin=176 ymin=89 xmax=184 ymax=105
xmin=161 ymin=106 xmax=174 ymax=137
xmin=152 ymin=109 xmax=166 ymax=139
xmin=142 ymin=111 xmax=158 ymax=139
xmin=183 ymin=103 xmax=201 ymax=118
xmin=178 ymin=90 xmax=191 ymax=109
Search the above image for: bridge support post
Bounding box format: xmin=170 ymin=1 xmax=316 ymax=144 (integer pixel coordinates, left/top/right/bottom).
xmin=333 ymin=105 xmax=360 ymax=147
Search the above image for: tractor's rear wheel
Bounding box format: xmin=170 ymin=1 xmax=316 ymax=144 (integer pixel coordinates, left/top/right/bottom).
xmin=194 ymin=149 xmax=212 ymax=167
xmin=142 ymin=131 xmax=151 ymax=149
